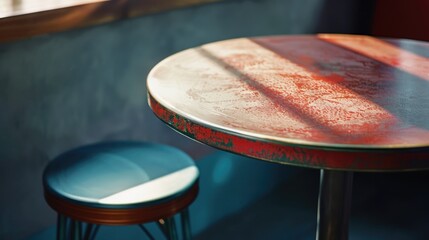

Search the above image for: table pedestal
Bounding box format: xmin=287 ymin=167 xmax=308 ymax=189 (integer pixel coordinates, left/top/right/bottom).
xmin=317 ymin=170 xmax=353 ymax=240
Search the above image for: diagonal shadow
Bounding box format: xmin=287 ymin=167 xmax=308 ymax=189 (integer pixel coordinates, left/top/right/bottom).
xmin=251 ymin=36 xmax=429 ymax=132
xmin=384 ymin=39 xmax=429 ymax=58
xmin=317 ymin=35 xmax=429 ymax=82
xmin=196 ymin=47 xmax=346 ymax=143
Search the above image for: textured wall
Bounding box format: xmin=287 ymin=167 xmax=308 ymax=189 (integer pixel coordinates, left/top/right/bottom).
xmin=0 ymin=0 xmax=373 ymax=239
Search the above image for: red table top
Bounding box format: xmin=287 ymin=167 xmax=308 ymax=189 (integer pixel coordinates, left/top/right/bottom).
xmin=147 ymin=34 xmax=429 ymax=171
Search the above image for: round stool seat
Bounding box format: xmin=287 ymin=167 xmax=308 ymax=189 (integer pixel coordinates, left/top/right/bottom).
xmin=43 ymin=141 xmax=199 ymax=225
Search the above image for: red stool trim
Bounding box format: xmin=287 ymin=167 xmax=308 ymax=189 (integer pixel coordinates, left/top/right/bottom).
xmin=45 ymin=181 xmax=199 ymax=225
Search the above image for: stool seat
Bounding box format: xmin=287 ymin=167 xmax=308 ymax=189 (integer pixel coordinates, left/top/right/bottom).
xmin=43 ymin=141 xmax=199 ymax=238
xmin=44 ymin=142 xmax=198 ymax=208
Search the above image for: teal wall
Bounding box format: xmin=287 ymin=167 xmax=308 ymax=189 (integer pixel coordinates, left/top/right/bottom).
xmin=0 ymin=0 xmax=373 ymax=239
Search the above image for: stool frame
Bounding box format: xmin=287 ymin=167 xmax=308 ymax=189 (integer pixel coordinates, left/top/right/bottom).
xmin=46 ymin=182 xmax=198 ymax=240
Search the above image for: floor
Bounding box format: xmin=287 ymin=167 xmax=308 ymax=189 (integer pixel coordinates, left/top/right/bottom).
xmin=30 ymin=169 xmax=429 ymax=240
xmin=196 ymin=169 xmax=429 ymax=240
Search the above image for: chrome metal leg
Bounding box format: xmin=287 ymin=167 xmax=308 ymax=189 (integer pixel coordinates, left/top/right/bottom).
xmin=57 ymin=214 xmax=67 ymax=240
xmin=180 ymin=208 xmax=192 ymax=240
xmin=83 ymin=224 xmax=92 ymax=240
xmin=90 ymin=225 xmax=100 ymax=240
xmin=70 ymin=219 xmax=82 ymax=240
xmin=164 ymin=217 xmax=178 ymax=240
xmin=83 ymin=223 xmax=99 ymax=240
xmin=138 ymin=224 xmax=155 ymax=240
xmin=316 ymin=169 xmax=353 ymax=240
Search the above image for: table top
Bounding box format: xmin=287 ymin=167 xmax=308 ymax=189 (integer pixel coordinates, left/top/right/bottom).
xmin=147 ymin=34 xmax=429 ymax=171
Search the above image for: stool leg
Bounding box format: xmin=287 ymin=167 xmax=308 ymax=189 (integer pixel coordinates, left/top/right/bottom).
xmin=83 ymin=224 xmax=99 ymax=240
xmin=164 ymin=217 xmax=178 ymax=240
xmin=90 ymin=225 xmax=100 ymax=240
xmin=57 ymin=214 xmax=67 ymax=240
xmin=138 ymin=224 xmax=155 ymax=240
xmin=180 ymin=208 xmax=192 ymax=240
xmin=69 ymin=219 xmax=82 ymax=240
xmin=83 ymin=224 xmax=92 ymax=240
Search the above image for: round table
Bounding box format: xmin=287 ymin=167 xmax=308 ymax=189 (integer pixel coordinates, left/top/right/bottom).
xmin=147 ymin=34 xmax=429 ymax=240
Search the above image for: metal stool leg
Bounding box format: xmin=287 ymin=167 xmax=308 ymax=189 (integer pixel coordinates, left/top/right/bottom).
xmin=164 ymin=217 xmax=178 ymax=240
xmin=83 ymin=223 xmax=99 ymax=240
xmin=57 ymin=214 xmax=67 ymax=240
xmin=69 ymin=219 xmax=82 ymax=240
xmin=316 ymin=169 xmax=353 ymax=240
xmin=138 ymin=224 xmax=155 ymax=240
xmin=180 ymin=208 xmax=192 ymax=240
xmin=89 ymin=225 xmax=100 ymax=240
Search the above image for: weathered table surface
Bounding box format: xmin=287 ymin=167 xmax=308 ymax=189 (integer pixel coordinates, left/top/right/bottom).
xmin=148 ymin=34 xmax=429 ymax=171
xmin=147 ymin=34 xmax=429 ymax=239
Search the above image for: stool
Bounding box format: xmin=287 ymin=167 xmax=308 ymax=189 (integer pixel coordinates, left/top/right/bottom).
xmin=43 ymin=141 xmax=199 ymax=240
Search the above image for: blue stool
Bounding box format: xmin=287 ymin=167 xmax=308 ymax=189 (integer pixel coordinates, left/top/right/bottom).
xmin=43 ymin=142 xmax=199 ymax=240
